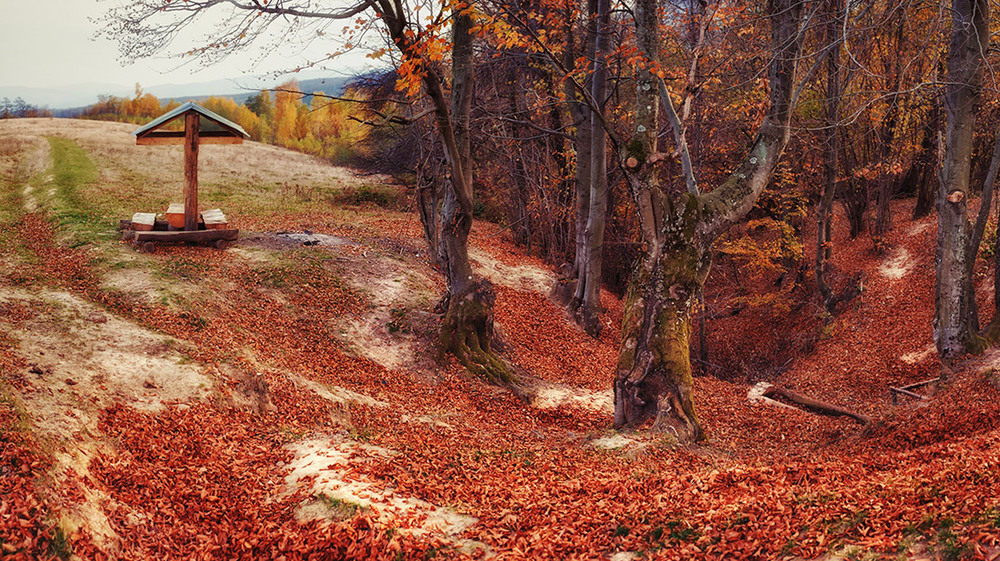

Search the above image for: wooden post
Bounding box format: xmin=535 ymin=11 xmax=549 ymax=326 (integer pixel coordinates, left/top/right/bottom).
xmin=183 ymin=111 xmax=200 ymax=231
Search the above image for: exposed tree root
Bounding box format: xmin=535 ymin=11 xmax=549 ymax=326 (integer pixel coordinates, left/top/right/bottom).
xmin=439 ymin=279 xmax=516 ymax=385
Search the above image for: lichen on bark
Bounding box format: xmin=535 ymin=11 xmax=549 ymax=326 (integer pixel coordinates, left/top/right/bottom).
xmin=614 ymin=201 xmax=708 ymax=441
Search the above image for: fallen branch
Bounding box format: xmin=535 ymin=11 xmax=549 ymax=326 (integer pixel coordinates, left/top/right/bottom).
xmin=762 ymin=385 xmax=871 ymax=425
xmin=888 ymin=377 xmax=938 ymax=404
xmin=889 ymin=386 xmax=928 ymax=403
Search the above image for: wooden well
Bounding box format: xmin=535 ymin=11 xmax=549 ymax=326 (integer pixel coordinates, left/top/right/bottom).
xmin=123 ymin=102 xmax=248 ymax=251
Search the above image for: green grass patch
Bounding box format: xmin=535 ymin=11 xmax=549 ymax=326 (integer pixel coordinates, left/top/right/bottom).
xmin=317 ymin=494 xmax=366 ymax=520
xmin=48 ymin=526 xmax=72 ymax=560
xmin=0 ymin=181 xmax=24 ymax=225
xmin=0 ymin=383 xmax=31 ymax=436
xmin=41 ymin=137 xmax=112 ymax=247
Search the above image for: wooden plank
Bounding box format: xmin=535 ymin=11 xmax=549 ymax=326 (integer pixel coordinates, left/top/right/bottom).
xmin=131 ymin=212 xmax=156 ymax=231
xmin=184 ymin=112 xmax=200 ymax=231
xmin=196 ymin=136 xmax=243 ymax=145
xmin=136 ymin=132 xmax=244 ymax=146
xmin=201 ymin=208 xmax=228 ymax=230
xmin=120 ymin=219 xmax=172 ymax=231
xmin=166 ymin=203 xmax=186 ymax=229
xmin=133 ymin=229 xmax=239 ymax=243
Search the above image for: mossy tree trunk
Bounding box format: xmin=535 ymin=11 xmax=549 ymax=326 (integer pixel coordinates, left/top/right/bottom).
xmin=614 ymin=197 xmax=710 ymax=440
xmin=613 ymin=0 xmax=803 ymax=440
xmin=390 ymin=2 xmax=514 ymax=383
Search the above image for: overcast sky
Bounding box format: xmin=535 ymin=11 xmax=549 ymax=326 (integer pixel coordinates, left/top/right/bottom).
xmin=0 ymin=0 xmax=369 ymax=91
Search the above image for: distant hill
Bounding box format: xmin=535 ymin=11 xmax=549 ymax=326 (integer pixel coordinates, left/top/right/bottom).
xmin=2 ymin=75 xmax=354 ymax=115
xmin=157 ymin=77 xmax=352 ymax=107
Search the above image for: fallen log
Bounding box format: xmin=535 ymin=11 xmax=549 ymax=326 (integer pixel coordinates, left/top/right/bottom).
xmin=762 ymin=385 xmax=871 ymax=425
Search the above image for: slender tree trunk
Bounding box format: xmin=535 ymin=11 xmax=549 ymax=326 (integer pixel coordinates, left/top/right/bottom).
xmin=965 ymin=131 xmax=1000 ymax=335
xmin=871 ymin=109 xmax=898 ymax=250
xmin=547 ymin=75 xmax=574 ymax=264
xmin=417 ymin=147 xmax=443 ymax=268
xmin=576 ymin=0 xmax=611 ymax=336
xmin=871 ymin=10 xmax=905 ymax=250
xmin=506 ymin=72 xmax=534 ymax=254
xmin=935 ymin=0 xmax=989 ymax=362
xmin=613 ymin=0 xmax=804 ymax=440
xmin=570 ymin=0 xmax=594 ymax=288
xmin=817 ymin=0 xmax=843 ymax=308
xmin=912 ymin=114 xmax=939 ymax=219
xmin=915 ymin=63 xmax=944 ymax=220
xmin=412 ymin=6 xmax=513 ymax=383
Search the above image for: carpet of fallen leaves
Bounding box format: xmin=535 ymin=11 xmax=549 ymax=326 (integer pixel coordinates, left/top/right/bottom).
xmin=0 ymin=360 xmax=60 ymax=560
xmin=4 ymin=179 xmax=1000 ymax=561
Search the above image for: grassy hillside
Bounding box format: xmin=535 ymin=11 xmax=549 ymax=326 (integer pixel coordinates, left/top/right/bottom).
xmin=1 ymin=118 xmax=1000 ymax=560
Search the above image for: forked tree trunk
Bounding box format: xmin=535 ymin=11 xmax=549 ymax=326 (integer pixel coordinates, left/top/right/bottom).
xmin=613 ymin=0 xmax=803 ymax=440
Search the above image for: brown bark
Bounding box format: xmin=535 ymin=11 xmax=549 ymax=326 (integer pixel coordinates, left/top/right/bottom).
xmin=576 ymin=0 xmax=611 ymax=337
xmin=816 ymin=0 xmax=844 ymax=308
xmin=911 ymin=107 xmax=940 ymax=219
xmin=935 ymin=0 xmax=989 ymax=361
xmin=569 ymin=0 xmax=594 ymax=288
xmin=416 ymin=150 xmax=443 ymax=268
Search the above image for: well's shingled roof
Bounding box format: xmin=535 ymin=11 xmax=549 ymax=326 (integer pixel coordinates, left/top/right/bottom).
xmin=131 ymin=101 xmax=248 ymax=139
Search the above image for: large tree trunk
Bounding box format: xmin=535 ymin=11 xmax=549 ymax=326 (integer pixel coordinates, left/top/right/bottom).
xmin=935 ymin=0 xmax=989 ymax=362
xmin=614 ymin=203 xmax=710 ymax=441
xmin=613 ymin=0 xmax=803 ymax=440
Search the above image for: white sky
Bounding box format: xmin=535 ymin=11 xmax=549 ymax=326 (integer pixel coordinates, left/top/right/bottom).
xmin=0 ymin=0 xmax=370 ymax=90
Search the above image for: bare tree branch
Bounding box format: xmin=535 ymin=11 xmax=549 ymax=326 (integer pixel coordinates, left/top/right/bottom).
xmin=658 ymin=78 xmax=699 ymax=195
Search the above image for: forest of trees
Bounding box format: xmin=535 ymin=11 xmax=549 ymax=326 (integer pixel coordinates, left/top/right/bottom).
xmin=94 ymin=0 xmax=1000 ymax=440
xmin=78 ymin=83 xmax=373 ymax=166
xmin=0 ymin=97 xmax=52 ymax=119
